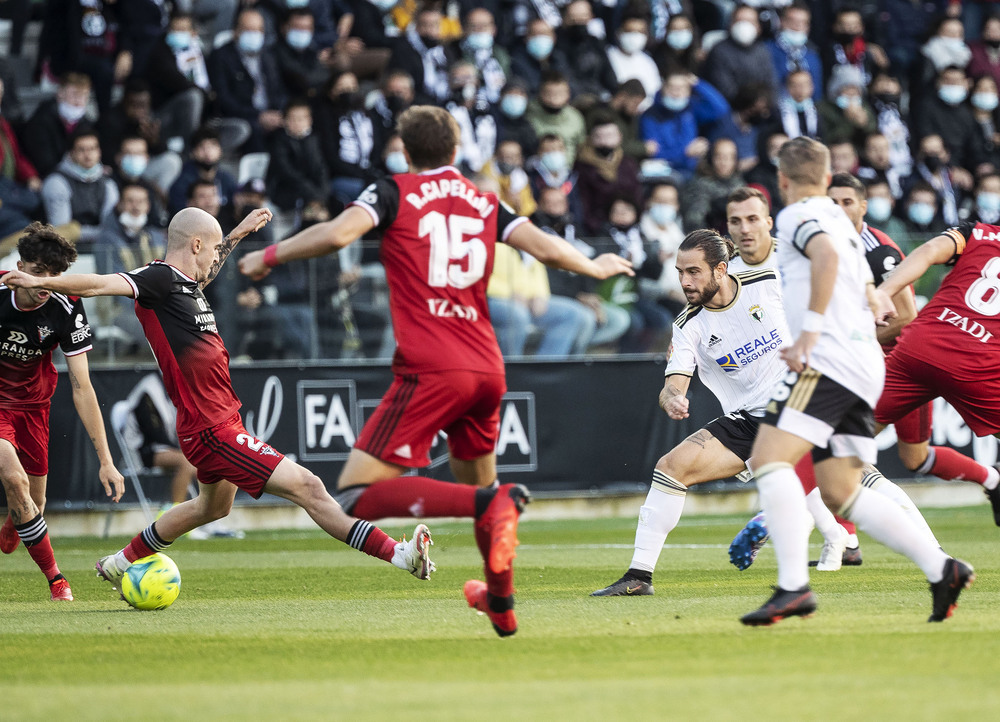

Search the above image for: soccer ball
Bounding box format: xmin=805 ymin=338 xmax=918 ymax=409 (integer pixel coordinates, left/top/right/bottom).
xmin=120 ymin=553 xmax=181 ymax=610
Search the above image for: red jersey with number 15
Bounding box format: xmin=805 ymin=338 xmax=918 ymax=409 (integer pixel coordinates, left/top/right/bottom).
xmin=894 ymin=221 xmax=1000 ymax=378
xmin=350 ymin=166 xmax=527 ymax=374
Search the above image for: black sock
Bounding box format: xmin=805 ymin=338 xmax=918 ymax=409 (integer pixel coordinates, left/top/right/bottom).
xmin=626 ymin=568 xmax=653 ymax=583
xmin=474 ymin=484 xmax=497 ymax=518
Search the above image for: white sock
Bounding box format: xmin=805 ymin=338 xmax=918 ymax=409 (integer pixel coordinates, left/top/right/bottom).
xmin=843 ymin=487 xmax=948 ymax=581
xmin=846 ymin=533 xmax=859 ymax=549
xmin=985 ymin=466 xmax=999 ymax=491
xmin=864 ymin=467 xmax=940 ymax=547
xmin=629 ymin=471 xmax=687 ymax=573
xmin=757 ymin=465 xmax=811 ymax=591
xmin=113 ymin=550 xmax=131 ymax=573
xmin=805 ymin=487 xmax=846 ymax=543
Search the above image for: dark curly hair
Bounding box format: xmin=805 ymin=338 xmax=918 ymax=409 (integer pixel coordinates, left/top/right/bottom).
xmin=16 ymin=222 xmax=78 ymax=273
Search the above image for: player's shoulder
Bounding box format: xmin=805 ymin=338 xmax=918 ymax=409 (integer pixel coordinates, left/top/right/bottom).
xmin=674 ymin=304 xmax=702 ymax=329
xmin=47 ymin=291 xmax=77 ymax=316
xmin=734 ymin=268 xmax=778 ymax=286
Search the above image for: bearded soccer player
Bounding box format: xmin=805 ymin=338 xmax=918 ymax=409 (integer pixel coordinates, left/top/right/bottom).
xmin=2 ymin=209 xmax=435 ymax=600
xmin=742 ymin=137 xmax=971 ymax=626
xmin=239 ymin=105 xmax=633 ymax=636
xmin=0 ymin=223 xmax=125 ymax=601
xmin=829 ymin=173 xmax=1000 ymax=523
xmin=873 ymin=219 xmax=1000 ymax=526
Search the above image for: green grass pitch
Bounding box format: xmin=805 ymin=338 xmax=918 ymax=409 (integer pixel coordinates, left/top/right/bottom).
xmin=2 ymin=507 xmax=998 ymax=721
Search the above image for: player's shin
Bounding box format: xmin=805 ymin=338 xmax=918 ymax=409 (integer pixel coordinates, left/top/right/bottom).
xmin=756 ymin=463 xmax=811 ymax=591
xmin=16 ymin=513 xmax=61 ymax=580
xmin=629 ymin=470 xmax=687 ymax=574
xmin=862 ymin=465 xmax=940 ymax=546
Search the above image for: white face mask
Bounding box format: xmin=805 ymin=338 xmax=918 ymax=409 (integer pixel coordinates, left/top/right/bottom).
xmin=119 ymin=211 xmax=148 ymax=230
xmin=58 ymin=101 xmax=87 ymax=123
xmin=619 ymin=31 xmax=647 ymax=54
xmin=730 ymin=21 xmax=758 ymax=47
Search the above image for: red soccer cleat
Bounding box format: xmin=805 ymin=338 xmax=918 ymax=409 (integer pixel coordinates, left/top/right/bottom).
xmin=0 ymin=514 xmax=20 ymax=554
xmin=464 ymin=579 xmax=517 ymax=637
xmin=49 ymin=578 xmax=74 ymax=601
xmin=475 ymin=484 xmax=531 ymax=574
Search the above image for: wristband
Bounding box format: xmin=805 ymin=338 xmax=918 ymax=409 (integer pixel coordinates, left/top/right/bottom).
xmin=263 ymin=244 xmax=280 ymax=268
xmin=802 ymin=310 xmax=825 ymax=333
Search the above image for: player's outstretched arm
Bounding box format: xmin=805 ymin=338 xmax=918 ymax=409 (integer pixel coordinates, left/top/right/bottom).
xmin=65 ymin=352 xmax=125 ymax=502
xmin=875 ymin=284 xmax=915 ymax=344
xmin=204 ymin=207 xmax=273 ymax=287
xmin=878 ymin=233 xmax=957 ymax=298
xmin=659 ymin=374 xmax=692 ymax=420
xmin=0 ymin=269 xmax=135 ymax=298
xmin=239 ymin=206 xmax=375 ymax=280
xmin=506 ymin=222 xmax=635 ymax=279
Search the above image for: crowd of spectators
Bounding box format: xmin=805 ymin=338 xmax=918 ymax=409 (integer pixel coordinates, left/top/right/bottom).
xmin=1 ymin=0 xmax=999 ymax=362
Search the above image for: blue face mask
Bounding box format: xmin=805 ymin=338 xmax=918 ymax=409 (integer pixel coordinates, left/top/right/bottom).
xmin=973 ymin=92 xmax=999 ymax=111
xmin=780 ymin=29 xmax=808 ymax=48
xmin=385 ymin=151 xmax=408 ymax=174
xmin=649 ymin=203 xmax=677 ymax=226
xmin=978 ymin=192 xmax=1000 ymax=213
xmin=286 ymin=0 xmax=310 ymax=7
xmin=286 ymin=29 xmax=313 ymax=50
xmin=72 ymin=161 xmax=104 ymax=182
xmin=526 ymin=35 xmax=554 ymax=60
xmin=370 ymin=0 xmax=396 ymax=10
xmin=835 ymin=94 xmax=861 ymax=110
xmin=121 ymin=153 xmax=148 ymax=178
xmin=666 ymin=29 xmax=693 ymax=50
xmin=238 ymin=30 xmax=265 ymax=54
xmin=466 ymin=32 xmax=494 ymax=52
xmin=938 ymin=84 xmax=968 ymax=105
xmin=540 ymin=150 xmax=566 ymax=173
xmin=500 ymin=94 xmax=527 ymax=118
xmin=793 ymin=98 xmax=812 ymax=112
xmin=865 ymin=196 xmax=892 ymax=222
xmin=166 ymin=31 xmax=191 ymax=51
xmin=661 ymin=94 xmax=689 ymax=112
xmin=908 ymin=202 xmax=935 ymax=226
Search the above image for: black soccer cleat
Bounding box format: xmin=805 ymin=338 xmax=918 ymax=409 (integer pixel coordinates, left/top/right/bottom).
xmin=590 ymin=573 xmax=654 ymax=597
xmin=740 ymin=586 xmax=817 ymax=626
xmin=985 ymin=480 xmax=1000 ymax=527
xmin=809 ymin=545 xmax=863 ymax=567
xmin=928 ymin=557 xmax=975 ymax=622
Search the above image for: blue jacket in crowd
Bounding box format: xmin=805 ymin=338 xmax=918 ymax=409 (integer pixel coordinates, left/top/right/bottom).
xmin=639 ymin=80 xmax=730 ymax=178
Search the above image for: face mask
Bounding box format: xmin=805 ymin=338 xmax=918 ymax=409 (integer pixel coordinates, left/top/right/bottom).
xmin=286 ymin=29 xmax=313 ymax=50
xmin=834 ymin=31 xmax=859 ymax=46
xmin=526 ymin=35 xmax=554 ymax=60
xmin=419 ymin=34 xmax=440 ymax=49
xmin=370 ymin=0 xmax=396 ymax=10
xmin=730 ymin=21 xmax=758 ymax=47
xmin=119 ymin=211 xmax=148 ymax=230
xmin=459 ymin=83 xmax=477 ymax=102
xmin=793 ymin=98 xmax=812 ymax=112
xmin=866 ymin=196 xmax=892 ymax=222
xmin=987 ymin=38 xmax=1000 ymax=49
xmin=908 ymin=202 xmax=935 ymax=226
xmin=619 ymin=31 xmax=647 ymax=54
xmin=973 ymin=92 xmax=999 ymax=111
xmin=649 ymin=203 xmax=677 ymax=226
xmin=938 ymin=84 xmax=968 ymax=105
xmin=72 ymin=161 xmax=104 ymax=181
xmin=58 ymin=101 xmax=87 ymax=124
xmin=978 ymin=192 xmax=1000 ymax=213
xmin=466 ymin=32 xmax=493 ymax=52
xmin=923 ymin=154 xmax=943 ymax=172
xmin=286 ymin=0 xmax=310 ymax=7
xmin=386 ymin=94 xmax=408 ymax=113
xmin=780 ymin=29 xmax=808 ymax=48
xmin=873 ymin=93 xmax=899 ymax=107
xmin=195 ymin=159 xmax=218 ymax=172
xmin=121 ymin=153 xmax=148 ymax=177
xmin=540 ymin=150 xmax=566 ymax=173
xmin=593 ymin=144 xmax=616 ymax=158
xmin=500 ymin=94 xmax=527 ymax=118
xmin=385 ymin=151 xmax=408 ymax=174
xmin=338 ymin=90 xmax=363 ymax=109
xmin=539 ymin=100 xmax=563 ymax=115
xmin=835 ymin=94 xmax=861 ymax=110
xmin=662 ymin=94 xmax=689 ymax=112
xmin=496 ymin=160 xmax=517 ymax=175
xmin=238 ymin=30 xmax=265 ymax=54
xmin=166 ymin=31 xmax=191 ymax=51
xmin=666 ymin=29 xmax=693 ymax=50
xmin=566 ymin=24 xmax=589 ymax=42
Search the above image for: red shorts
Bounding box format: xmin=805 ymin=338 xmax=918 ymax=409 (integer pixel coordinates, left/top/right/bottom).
xmin=355 ymin=370 xmax=506 ymax=467
xmin=892 ymin=401 xmax=933 ymax=444
xmin=0 ymin=406 xmax=49 ymax=476
xmin=179 ymin=413 xmax=285 ymax=499
xmin=876 ymin=349 xmax=1000 ymax=437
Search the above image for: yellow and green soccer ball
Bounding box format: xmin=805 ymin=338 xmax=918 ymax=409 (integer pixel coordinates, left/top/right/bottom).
xmin=121 ymin=553 xmax=181 ymax=610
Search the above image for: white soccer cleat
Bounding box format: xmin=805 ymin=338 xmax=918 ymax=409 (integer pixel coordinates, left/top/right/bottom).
xmin=95 ymin=554 xmax=127 ymax=590
xmin=815 ymin=527 xmax=849 ymax=572
xmin=394 ymin=523 xmax=435 ymax=580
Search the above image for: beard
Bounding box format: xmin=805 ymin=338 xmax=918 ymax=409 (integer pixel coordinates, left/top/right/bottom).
xmin=685 ymin=278 xmax=721 ymax=306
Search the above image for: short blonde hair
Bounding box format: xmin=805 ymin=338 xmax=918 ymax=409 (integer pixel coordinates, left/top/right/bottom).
xmin=777 ymin=136 xmax=830 ymax=186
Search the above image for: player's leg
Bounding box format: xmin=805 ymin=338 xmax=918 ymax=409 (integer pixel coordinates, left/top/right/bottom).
xmin=152 ymin=448 xmax=197 ymax=505
xmin=0 ymin=440 xmax=69 ymax=598
xmin=593 ymin=419 xmax=750 ymax=596
xmin=861 ymin=464 xmax=939 ymax=546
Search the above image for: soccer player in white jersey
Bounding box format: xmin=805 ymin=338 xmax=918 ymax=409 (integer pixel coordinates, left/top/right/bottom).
xmin=591 ymin=229 xmax=792 ymax=596
xmin=741 ymin=137 xmax=973 ymax=626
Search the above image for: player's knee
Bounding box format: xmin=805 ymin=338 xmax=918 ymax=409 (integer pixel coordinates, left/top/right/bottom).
xmin=654 ymin=453 xmax=691 ymax=486
xmin=0 ymin=470 xmax=31 ymax=501
xmin=295 ymin=470 xmax=328 ymax=506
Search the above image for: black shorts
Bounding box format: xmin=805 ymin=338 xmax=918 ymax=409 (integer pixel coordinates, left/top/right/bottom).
xmin=762 ymin=368 xmax=877 ymax=463
xmin=705 ymin=410 xmax=761 ymax=463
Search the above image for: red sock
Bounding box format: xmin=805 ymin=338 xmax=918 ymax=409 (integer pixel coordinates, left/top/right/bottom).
xmin=352 ymin=477 xmax=477 ymax=520
xmin=122 ymin=523 xmax=170 ymax=563
xmin=929 ymin=446 xmax=989 ymax=484
xmin=474 ymin=521 xmax=514 ymax=597
xmin=795 ymin=456 xmax=817 ymax=493
xmin=362 ymin=526 xmax=398 ymax=562
xmin=25 ymin=534 xmax=60 ymax=580
xmin=836 ymin=516 xmax=857 ymax=536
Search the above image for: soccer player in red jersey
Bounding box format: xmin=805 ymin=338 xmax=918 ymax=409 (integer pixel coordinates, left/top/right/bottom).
xmin=1 ymin=224 xmax=125 ymax=600
xmin=2 ymin=209 xmax=436 ymax=598
xmin=873 ymin=219 xmax=1000 ymax=525
xmin=239 ymin=106 xmax=633 ymax=636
